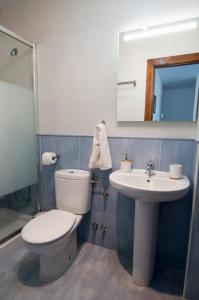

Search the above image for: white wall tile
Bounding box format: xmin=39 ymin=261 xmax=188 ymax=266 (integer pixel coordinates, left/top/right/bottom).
xmin=0 ymin=0 xmax=199 ymax=137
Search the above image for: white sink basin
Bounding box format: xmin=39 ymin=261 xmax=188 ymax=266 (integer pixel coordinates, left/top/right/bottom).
xmin=109 ymin=169 xmax=190 ymax=202
xmin=109 ymin=168 xmax=190 ymax=287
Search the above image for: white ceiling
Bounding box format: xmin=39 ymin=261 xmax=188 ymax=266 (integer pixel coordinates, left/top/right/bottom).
xmin=0 ymin=0 xmax=19 ymax=8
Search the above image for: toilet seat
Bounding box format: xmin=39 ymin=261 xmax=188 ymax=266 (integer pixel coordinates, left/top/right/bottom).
xmin=21 ymin=210 xmax=77 ymax=244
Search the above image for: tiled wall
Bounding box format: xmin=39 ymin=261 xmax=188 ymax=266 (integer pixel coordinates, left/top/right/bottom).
xmin=0 ymin=184 xmax=38 ymax=216
xmin=38 ymin=135 xmax=196 ymax=271
xmin=0 ymin=0 xmax=198 ymax=139
xmin=185 ymin=151 xmax=199 ymax=300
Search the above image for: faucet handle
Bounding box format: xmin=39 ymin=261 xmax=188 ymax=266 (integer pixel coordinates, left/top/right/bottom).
xmin=146 ymin=160 xmax=154 ymax=169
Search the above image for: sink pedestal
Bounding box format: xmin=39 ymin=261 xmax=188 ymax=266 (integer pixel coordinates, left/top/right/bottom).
xmin=109 ymin=169 xmax=190 ymax=286
xmin=133 ymin=200 xmax=159 ymax=286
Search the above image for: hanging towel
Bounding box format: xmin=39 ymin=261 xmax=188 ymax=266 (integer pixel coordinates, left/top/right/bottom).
xmin=89 ymin=123 xmax=112 ymax=170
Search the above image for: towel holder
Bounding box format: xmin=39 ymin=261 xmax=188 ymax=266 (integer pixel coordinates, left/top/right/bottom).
xmin=117 ymin=80 xmax=136 ymax=87
xmin=101 ymin=120 xmax=106 ymax=124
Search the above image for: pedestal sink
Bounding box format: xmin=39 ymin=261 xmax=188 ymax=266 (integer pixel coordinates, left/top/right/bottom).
xmin=109 ymin=169 xmax=190 ymax=286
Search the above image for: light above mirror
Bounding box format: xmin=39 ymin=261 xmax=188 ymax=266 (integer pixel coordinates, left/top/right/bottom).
xmin=123 ymin=21 xmax=197 ymax=41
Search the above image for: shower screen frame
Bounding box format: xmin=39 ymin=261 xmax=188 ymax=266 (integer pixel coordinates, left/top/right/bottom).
xmin=0 ymin=24 xmax=40 ymax=214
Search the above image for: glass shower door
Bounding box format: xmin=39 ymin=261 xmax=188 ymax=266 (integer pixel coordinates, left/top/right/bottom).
xmin=0 ymin=30 xmax=38 ymax=243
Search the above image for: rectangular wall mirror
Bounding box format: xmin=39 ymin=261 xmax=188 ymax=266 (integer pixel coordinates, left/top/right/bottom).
xmin=117 ymin=18 xmax=199 ymax=122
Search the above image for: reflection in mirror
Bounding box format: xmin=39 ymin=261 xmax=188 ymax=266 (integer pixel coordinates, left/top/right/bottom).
xmin=145 ymin=53 xmax=199 ymax=121
xmin=153 ymin=64 xmax=199 ymax=121
xmin=117 ymin=18 xmax=199 ymax=122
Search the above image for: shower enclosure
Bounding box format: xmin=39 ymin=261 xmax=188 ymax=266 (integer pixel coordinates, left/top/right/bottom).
xmin=0 ymin=27 xmax=38 ymax=243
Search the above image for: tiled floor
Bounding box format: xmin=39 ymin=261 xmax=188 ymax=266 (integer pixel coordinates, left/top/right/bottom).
xmin=0 ymin=236 xmax=184 ymax=300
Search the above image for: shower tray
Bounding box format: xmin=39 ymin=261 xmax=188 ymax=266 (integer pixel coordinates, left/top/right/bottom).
xmin=0 ymin=208 xmax=32 ymax=244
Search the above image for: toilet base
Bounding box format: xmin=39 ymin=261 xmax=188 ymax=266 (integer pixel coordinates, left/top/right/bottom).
xmin=39 ymin=232 xmax=77 ymax=282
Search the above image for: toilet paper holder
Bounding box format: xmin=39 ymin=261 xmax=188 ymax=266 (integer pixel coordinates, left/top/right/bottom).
xmin=52 ymin=154 xmax=60 ymax=160
xmin=42 ymin=152 xmax=60 ymax=166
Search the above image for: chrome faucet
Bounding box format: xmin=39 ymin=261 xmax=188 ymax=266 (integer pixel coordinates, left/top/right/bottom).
xmin=146 ymin=160 xmax=155 ymax=177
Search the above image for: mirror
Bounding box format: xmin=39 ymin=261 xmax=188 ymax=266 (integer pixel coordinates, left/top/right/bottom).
xmin=117 ymin=18 xmax=199 ymax=122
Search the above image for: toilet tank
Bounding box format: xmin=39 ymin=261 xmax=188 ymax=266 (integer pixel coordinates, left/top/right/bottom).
xmin=55 ymin=169 xmax=92 ymax=215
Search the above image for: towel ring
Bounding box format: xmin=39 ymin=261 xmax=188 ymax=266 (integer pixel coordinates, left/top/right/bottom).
xmin=101 ymin=120 xmax=106 ymax=124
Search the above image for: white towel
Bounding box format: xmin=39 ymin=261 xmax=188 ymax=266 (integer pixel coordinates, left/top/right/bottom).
xmin=89 ymin=123 xmax=112 ymax=170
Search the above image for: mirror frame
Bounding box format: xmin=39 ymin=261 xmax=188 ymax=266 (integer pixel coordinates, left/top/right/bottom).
xmin=144 ymin=52 xmax=199 ymax=121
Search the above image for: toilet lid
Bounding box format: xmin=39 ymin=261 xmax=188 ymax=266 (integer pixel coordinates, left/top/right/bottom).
xmin=21 ymin=210 xmax=76 ymax=244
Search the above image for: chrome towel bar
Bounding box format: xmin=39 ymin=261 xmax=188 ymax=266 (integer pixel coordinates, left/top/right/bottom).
xmin=117 ymin=80 xmax=136 ymax=86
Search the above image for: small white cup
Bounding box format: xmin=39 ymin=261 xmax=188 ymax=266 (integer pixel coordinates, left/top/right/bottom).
xmin=169 ymin=164 xmax=183 ymax=179
xmin=120 ymin=160 xmax=132 ymax=173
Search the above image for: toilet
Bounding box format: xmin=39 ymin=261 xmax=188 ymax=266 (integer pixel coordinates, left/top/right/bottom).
xmin=21 ymin=169 xmax=91 ymax=282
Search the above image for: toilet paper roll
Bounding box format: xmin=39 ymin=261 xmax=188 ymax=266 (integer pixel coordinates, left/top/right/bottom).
xmin=42 ymin=152 xmax=58 ymax=165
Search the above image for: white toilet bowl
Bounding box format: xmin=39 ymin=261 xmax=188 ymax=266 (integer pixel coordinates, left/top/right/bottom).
xmin=21 ymin=169 xmax=91 ymax=282
xmin=22 ymin=210 xmax=82 ymax=282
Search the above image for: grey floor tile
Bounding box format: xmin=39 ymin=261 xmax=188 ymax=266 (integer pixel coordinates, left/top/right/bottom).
xmin=0 ymin=237 xmax=184 ymax=300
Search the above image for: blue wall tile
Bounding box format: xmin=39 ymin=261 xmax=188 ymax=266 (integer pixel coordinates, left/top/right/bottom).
xmin=102 ymin=212 xmax=117 ymax=250
xmin=185 ymin=252 xmax=199 ymax=300
xmin=109 ymin=137 xmax=129 ymax=170
xmin=157 ymin=225 xmax=189 ymax=270
xmin=101 ymin=224 xmax=117 ymax=250
xmin=117 ymin=193 xmax=134 ymax=222
xmin=130 ymin=138 xmax=161 ymax=170
xmin=79 ymin=137 xmax=92 ymax=170
xmin=117 ymin=218 xmax=134 ymax=255
xmin=159 ymin=194 xmax=192 ymax=231
xmin=160 ymin=139 xmax=195 ymax=181
xmin=158 ymin=139 xmax=196 ymax=271
xmin=38 ymin=135 xmax=195 ymax=272
xmin=189 ymin=203 xmax=199 ymax=254
xmin=92 ymin=192 xmax=104 ymax=213
xmin=40 ymin=135 xmax=80 ymax=169
xmin=40 ymin=166 xmax=56 ymax=210
xmin=87 ymin=210 xmax=104 ymax=246
xmin=39 ymin=135 xmax=79 ymax=210
xmin=185 ymin=166 xmax=199 ymax=299
xmin=104 ymin=186 xmax=118 ymax=215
